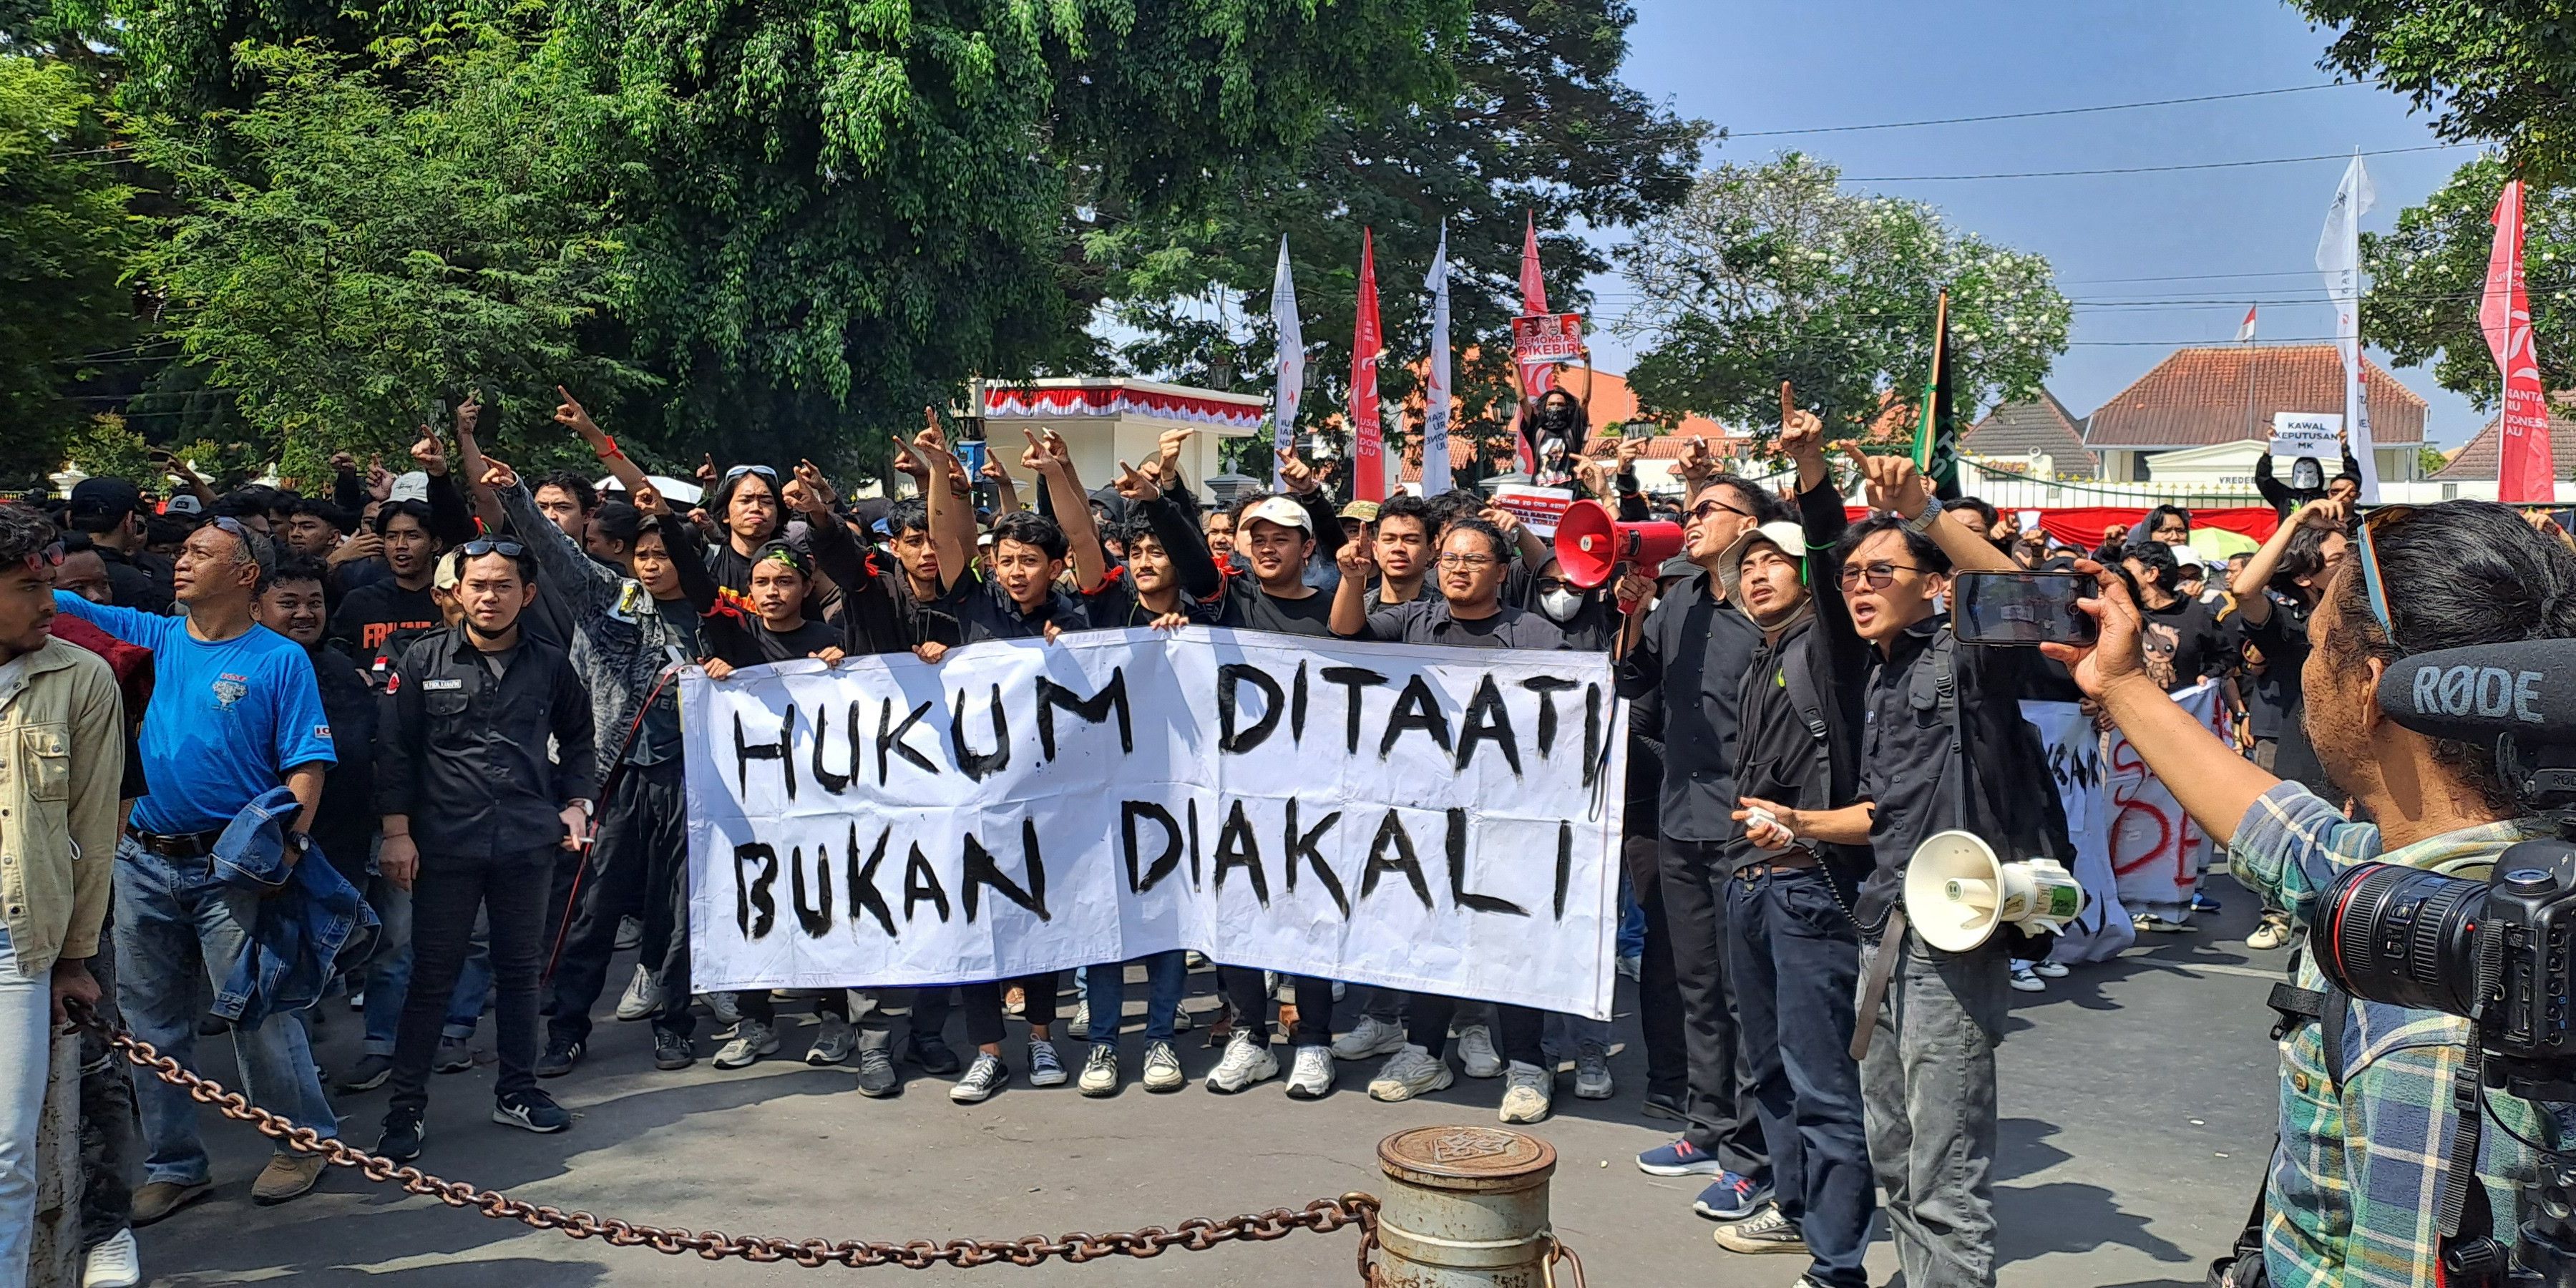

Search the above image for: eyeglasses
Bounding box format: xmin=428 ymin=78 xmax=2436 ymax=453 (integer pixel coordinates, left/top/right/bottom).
xmin=1687 ymin=497 xmax=1753 ymax=524
xmin=1434 ymin=553 xmax=1501 ymax=570
xmin=458 ymin=538 xmax=529 ymax=559
xmin=1836 ymin=560 xmax=1923 ymax=590
xmin=2352 ymin=504 xmax=2413 ymax=643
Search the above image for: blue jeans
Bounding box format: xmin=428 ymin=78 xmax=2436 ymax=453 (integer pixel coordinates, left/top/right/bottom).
xmin=1729 ymin=867 xmax=1873 ymax=1288
xmin=1616 ymin=872 xmax=1646 ymax=960
xmin=1080 ymin=952 xmax=1186 ymax=1048
xmin=361 ymin=878 xmax=491 ymax=1054
xmin=115 ymin=851 xmax=338 ymax=1186
xmin=0 ymin=925 xmax=50 ymax=1288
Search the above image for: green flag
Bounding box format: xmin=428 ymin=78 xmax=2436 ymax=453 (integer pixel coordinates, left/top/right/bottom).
xmin=1913 ymin=290 xmax=1961 ymax=500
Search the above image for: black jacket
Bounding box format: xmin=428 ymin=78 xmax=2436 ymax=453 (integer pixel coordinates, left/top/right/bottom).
xmin=377 ymin=623 xmax=597 ymax=861
xmin=1616 ymin=569 xmax=1765 ymax=847
xmin=1731 ymin=477 xmax=1871 ymax=887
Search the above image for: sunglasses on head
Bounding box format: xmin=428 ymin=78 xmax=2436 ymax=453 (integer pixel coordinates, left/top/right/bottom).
xmin=458 ymin=538 xmax=529 ymax=559
xmin=2351 ymin=504 xmax=2411 ymax=644
xmin=723 ymin=465 xmax=781 ymax=484
xmin=19 ymin=540 xmax=63 ymax=573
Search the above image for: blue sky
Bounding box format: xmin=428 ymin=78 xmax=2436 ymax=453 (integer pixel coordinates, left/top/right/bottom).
xmin=1582 ymin=0 xmax=2491 ymax=446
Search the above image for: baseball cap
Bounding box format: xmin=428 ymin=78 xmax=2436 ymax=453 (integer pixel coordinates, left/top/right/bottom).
xmin=1337 ymin=499 xmax=1380 ymax=523
xmin=69 ymin=477 xmax=143 ymax=521
xmin=163 ymin=494 xmax=205 ymax=518
xmin=433 ymin=549 xmax=464 ymax=592
xmin=389 ymin=472 xmax=431 ymax=504
xmin=1241 ymin=496 xmax=1313 ymax=533
xmin=1715 ymin=520 xmax=1808 ymax=600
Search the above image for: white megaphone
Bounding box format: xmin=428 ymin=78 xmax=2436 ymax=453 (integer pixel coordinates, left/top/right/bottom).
xmin=1902 ymin=830 xmax=2087 ymax=952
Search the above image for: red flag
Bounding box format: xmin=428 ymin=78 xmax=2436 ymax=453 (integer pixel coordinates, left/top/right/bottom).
xmin=1515 ymin=212 xmax=1548 ymax=472
xmin=1351 ymin=228 xmax=1385 ymax=502
xmin=2485 ymin=180 xmax=2556 ymax=504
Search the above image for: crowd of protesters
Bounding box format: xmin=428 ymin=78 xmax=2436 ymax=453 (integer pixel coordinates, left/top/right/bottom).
xmin=1 ymin=379 xmax=2562 ymax=1288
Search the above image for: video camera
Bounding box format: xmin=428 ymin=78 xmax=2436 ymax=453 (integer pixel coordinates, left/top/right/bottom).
xmin=2311 ymin=639 xmax=2576 ymax=1285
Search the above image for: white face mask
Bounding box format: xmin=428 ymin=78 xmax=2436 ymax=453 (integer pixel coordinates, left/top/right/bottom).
xmin=1537 ymin=587 xmax=1584 ymax=622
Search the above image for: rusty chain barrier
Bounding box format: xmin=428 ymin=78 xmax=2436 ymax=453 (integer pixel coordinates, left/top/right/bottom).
xmin=71 ymin=1008 xmax=1389 ymax=1276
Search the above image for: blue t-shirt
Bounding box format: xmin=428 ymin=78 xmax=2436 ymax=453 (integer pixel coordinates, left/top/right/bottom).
xmin=54 ymin=593 xmax=338 ymax=834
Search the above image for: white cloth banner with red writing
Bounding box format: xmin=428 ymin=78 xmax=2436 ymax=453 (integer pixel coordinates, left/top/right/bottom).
xmin=2102 ymin=678 xmax=2226 ymax=919
xmin=2016 ymin=700 xmax=2134 ymax=962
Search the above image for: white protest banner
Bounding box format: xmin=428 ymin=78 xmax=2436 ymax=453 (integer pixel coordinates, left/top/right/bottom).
xmin=2019 ymin=700 xmax=2132 ymax=962
xmin=682 ymin=627 xmax=1625 ymax=1019
xmin=1489 ymin=484 xmax=1575 ymax=538
xmin=1511 ymin=313 xmax=1585 ymax=366
xmin=2268 ymin=411 xmax=2343 ymax=462
xmin=2103 ymin=678 xmax=2225 ymax=914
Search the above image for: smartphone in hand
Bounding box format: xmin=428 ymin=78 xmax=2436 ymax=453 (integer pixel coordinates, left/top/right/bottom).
xmin=1953 ymin=570 xmax=2098 ymax=647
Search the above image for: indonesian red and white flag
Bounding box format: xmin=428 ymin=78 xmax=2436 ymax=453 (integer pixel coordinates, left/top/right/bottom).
xmin=2485 ymin=180 xmax=2557 ymax=504
xmin=2235 ymin=305 xmax=2257 ymax=343
xmin=1514 ymin=213 xmax=1547 ymax=472
xmin=1350 ymin=229 xmax=1386 ymax=502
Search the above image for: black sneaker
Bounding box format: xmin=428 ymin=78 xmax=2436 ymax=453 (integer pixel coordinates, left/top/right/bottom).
xmin=336 ymin=1053 xmax=394 ymax=1093
xmin=377 ymin=1113 xmax=424 ymax=1162
xmin=1641 ymin=1091 xmax=1689 ymax=1123
xmin=653 ymin=1031 xmax=696 ymax=1070
xmin=535 ymin=1036 xmax=584 ymax=1079
xmin=493 ymin=1090 xmax=571 ymax=1134
xmin=908 ymin=1033 xmax=963 ymax=1075
xmin=856 ymin=1048 xmax=899 ymax=1098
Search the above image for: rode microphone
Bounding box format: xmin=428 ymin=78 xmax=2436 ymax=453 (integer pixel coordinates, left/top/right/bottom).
xmin=2376 ymin=640 xmax=2576 ymax=746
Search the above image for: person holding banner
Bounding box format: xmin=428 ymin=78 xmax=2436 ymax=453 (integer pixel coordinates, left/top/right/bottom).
xmin=1330 ymin=515 xmax=1570 ymax=1122
xmin=1710 ymin=402 xmax=1875 ymax=1285
xmin=1614 ymin=467 xmax=1783 ymax=1222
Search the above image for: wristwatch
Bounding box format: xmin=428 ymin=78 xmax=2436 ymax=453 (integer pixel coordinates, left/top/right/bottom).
xmin=1902 ymin=495 xmax=1946 ymax=534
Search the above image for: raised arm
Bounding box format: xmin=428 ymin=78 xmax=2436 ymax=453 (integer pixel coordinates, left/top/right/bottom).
xmin=1842 ymin=441 xmax=2011 ymax=573
xmin=491 ymin=464 xmax=616 ymax=617
xmin=2231 ymin=499 xmax=2343 ymax=628
xmin=1329 ymin=539 xmax=1376 ymax=638
xmin=2253 ymin=452 xmax=2289 ymax=514
xmin=1113 ymin=460 xmax=1221 ymax=600
xmin=914 ymin=416 xmax=977 ymax=595
xmin=450 ymin=394 xmax=504 ymax=533
xmin=978 ymin=452 xmax=1022 ymax=516
xmin=554 ymin=386 xmax=655 ymax=501
xmin=1023 ymin=428 xmax=1108 ymax=592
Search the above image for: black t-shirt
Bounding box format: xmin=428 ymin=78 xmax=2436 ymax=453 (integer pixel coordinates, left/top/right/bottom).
xmin=939 ymin=570 xmax=1093 ymax=643
xmin=2138 ymin=594 xmax=2229 ymax=693
xmin=328 ymin=578 xmax=442 ymax=658
xmin=1216 ymin=574 xmax=1337 ymax=638
xmin=2243 ymin=597 xmax=2334 ymax=797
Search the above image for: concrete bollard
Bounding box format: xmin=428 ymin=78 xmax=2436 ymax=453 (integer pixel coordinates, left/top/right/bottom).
xmin=1367 ymin=1125 xmax=1558 ymax=1287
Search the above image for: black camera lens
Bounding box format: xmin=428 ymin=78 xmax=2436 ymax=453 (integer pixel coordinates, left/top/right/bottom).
xmin=2316 ymin=862 xmax=2487 ymax=1018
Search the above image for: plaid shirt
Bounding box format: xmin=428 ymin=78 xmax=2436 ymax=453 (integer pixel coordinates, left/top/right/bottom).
xmin=2230 ymin=783 xmax=2560 ymax=1287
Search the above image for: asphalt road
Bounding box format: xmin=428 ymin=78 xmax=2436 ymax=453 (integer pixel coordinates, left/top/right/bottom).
xmin=131 ymin=898 xmax=2285 ymax=1287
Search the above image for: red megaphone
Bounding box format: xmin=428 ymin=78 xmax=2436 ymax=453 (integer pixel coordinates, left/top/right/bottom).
xmin=1556 ymin=499 xmax=1684 ymax=589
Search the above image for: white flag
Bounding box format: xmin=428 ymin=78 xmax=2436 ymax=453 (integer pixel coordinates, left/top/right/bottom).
xmin=2317 ymin=151 xmax=2381 ymax=501
xmin=1420 ymin=223 xmax=1455 ymax=496
xmin=1269 ymin=236 xmax=1304 ymax=489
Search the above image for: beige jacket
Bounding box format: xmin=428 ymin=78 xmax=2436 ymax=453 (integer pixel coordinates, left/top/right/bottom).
xmin=0 ymin=636 xmax=124 ymax=977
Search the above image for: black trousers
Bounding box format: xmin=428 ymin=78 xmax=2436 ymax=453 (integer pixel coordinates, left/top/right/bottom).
xmin=545 ymin=760 xmax=686 ymax=1047
xmin=1728 ymin=866 xmax=1872 ymax=1288
xmin=1219 ymin=967 xmax=1334 ymax=1047
xmin=1407 ymin=995 xmax=1543 ymax=1065
xmin=1659 ymin=834 xmax=1768 ymax=1178
xmin=960 ymin=975 xmax=1060 ymax=1047
xmin=1626 ymin=833 xmax=1687 ymax=1100
xmin=389 ymin=846 xmax=555 ymax=1118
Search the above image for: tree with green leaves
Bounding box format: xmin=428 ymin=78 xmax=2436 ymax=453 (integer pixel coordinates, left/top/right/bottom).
xmin=130 ymin=37 xmax=643 ymax=482
xmin=2361 ymin=155 xmax=2576 ymax=407
xmin=0 ymin=54 xmax=140 ymax=487
xmin=1615 ymin=152 xmax=2069 ymax=444
xmin=1093 ymin=0 xmax=1702 ymax=464
xmin=2292 ymin=1 xmax=2576 ymax=183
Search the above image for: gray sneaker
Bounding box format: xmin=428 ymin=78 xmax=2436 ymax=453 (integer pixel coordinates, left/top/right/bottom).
xmin=433 ymin=1035 xmax=473 ymax=1073
xmin=1712 ymin=1203 xmax=1807 ymax=1255
xmin=1141 ymin=1040 xmax=1184 ymax=1093
xmin=855 ymin=1048 xmax=899 ymax=1098
xmin=806 ymin=1015 xmax=857 ymax=1065
xmin=615 ymin=965 xmax=661 ymax=1021
xmin=1573 ymin=1043 xmax=1613 ymax=1100
xmin=713 ymin=1019 xmax=779 ymax=1069
xmin=614 ymin=914 xmax=643 ymax=951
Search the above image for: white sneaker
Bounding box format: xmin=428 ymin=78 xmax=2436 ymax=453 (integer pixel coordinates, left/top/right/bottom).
xmin=1142 ymin=1040 xmax=1184 ymax=1093
xmin=2032 ymin=960 xmax=2069 ymax=978
xmin=1368 ymin=1044 xmax=1454 ymax=1102
xmin=805 ymin=1015 xmax=856 ymax=1065
xmin=1286 ymin=1045 xmax=1335 ymax=1100
xmin=1455 ymin=1024 xmax=1503 ymax=1078
xmin=1204 ymin=1033 xmax=1279 ymax=1093
xmin=1068 ymin=1000 xmax=1091 ymax=1039
xmin=1330 ymin=1015 xmax=1407 ymax=1061
xmin=1078 ymin=1043 xmax=1120 ymax=1097
xmin=83 ymin=1227 xmax=140 ymax=1288
xmin=713 ymin=1019 xmax=779 ymax=1069
xmin=2009 ymin=965 xmax=2046 ymax=993
xmin=614 ymin=965 xmax=661 ymax=1021
xmin=1499 ymin=1060 xmax=1552 ymax=1123
xmin=700 ymin=991 xmax=742 ymax=1029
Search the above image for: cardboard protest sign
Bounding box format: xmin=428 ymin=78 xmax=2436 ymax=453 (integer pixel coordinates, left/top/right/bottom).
xmin=1488 ymin=484 xmax=1575 ymax=538
xmin=683 ymin=627 xmax=1626 ymax=1018
xmin=1511 ymin=313 xmax=1584 ymax=366
xmin=2268 ymin=411 xmax=2342 ymax=462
